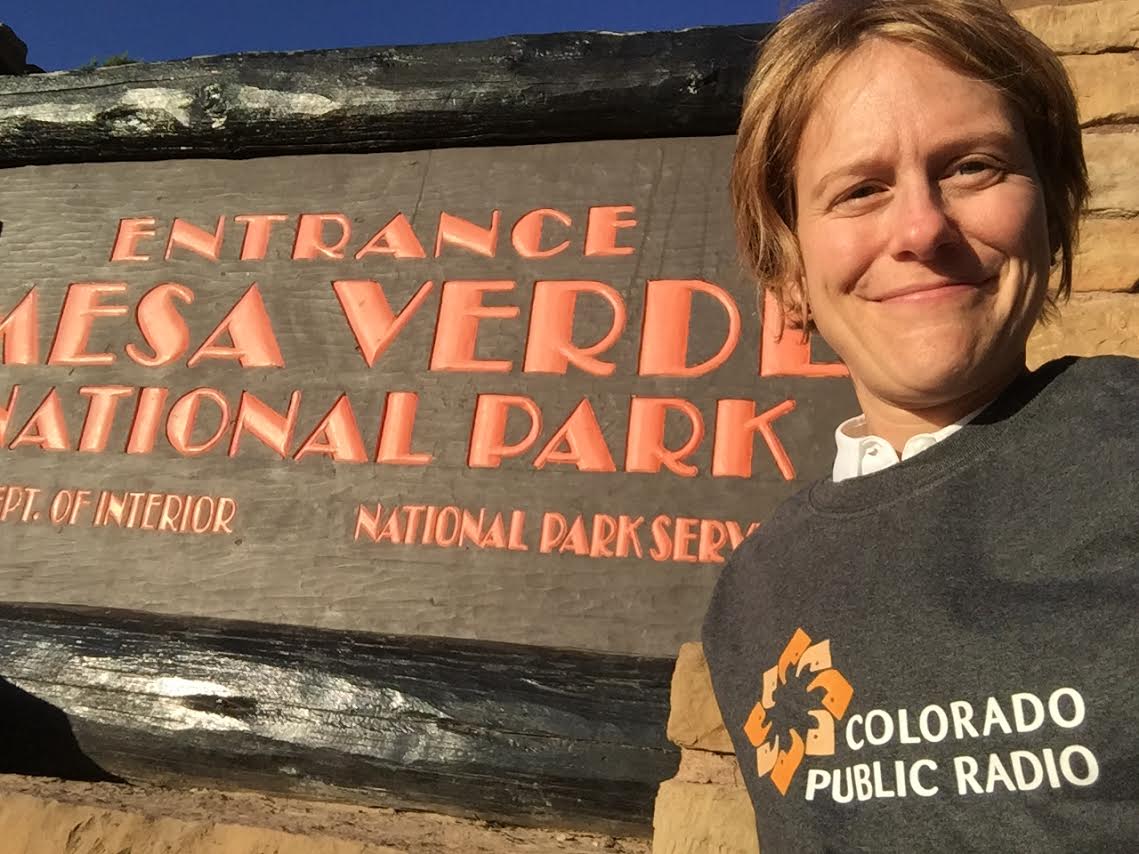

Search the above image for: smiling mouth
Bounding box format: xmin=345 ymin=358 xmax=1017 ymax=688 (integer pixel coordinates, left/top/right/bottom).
xmin=874 ymin=277 xmax=996 ymax=303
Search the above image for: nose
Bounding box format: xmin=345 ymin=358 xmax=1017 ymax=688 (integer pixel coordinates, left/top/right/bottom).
xmin=887 ymin=181 xmax=959 ymax=262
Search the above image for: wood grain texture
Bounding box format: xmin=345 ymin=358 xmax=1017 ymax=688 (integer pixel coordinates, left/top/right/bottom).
xmin=0 ymin=602 xmax=677 ymax=835
xmin=0 ymin=138 xmax=859 ymax=657
xmin=0 ymin=26 xmax=769 ymax=166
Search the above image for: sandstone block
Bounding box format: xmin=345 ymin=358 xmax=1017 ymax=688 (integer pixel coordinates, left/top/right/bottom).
xmin=652 ymin=780 xmax=759 ymax=854
xmin=1010 ymin=0 xmax=1139 ymax=54
xmin=667 ymin=642 xmax=735 ymax=753
xmin=1064 ymin=53 xmax=1139 ymax=125
xmin=1028 ymin=292 xmax=1139 ymax=368
xmin=1073 ymin=218 xmax=1139 ymax=292
xmin=675 ymin=748 xmax=747 ymax=786
xmin=1086 ymin=128 xmax=1139 ymax=213
xmin=0 ymin=793 xmax=403 ymax=854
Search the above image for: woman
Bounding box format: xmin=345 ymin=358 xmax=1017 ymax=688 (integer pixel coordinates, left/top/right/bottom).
xmin=702 ymin=0 xmax=1138 ymax=850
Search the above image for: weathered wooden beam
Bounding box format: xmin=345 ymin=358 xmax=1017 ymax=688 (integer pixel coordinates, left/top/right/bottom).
xmin=0 ymin=603 xmax=677 ymax=835
xmin=0 ymin=25 xmax=769 ymax=166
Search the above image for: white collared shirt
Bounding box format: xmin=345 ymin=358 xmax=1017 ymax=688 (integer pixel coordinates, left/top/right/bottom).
xmin=832 ymin=407 xmax=984 ymax=483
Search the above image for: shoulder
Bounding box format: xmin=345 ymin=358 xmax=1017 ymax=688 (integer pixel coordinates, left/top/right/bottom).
xmin=1031 ymin=355 xmax=1138 ymax=429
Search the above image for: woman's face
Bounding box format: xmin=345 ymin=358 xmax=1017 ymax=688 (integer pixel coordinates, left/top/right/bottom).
xmin=793 ymin=38 xmax=1052 ymax=415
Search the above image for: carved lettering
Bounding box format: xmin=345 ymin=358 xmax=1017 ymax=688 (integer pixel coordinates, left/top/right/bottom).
xmin=430 ymin=281 xmax=518 ymax=372
xmin=712 ymin=398 xmax=798 ymax=480
xmin=511 ymin=208 xmax=572 ymax=258
xmin=584 ymin=205 xmax=637 ymax=256
xmin=126 ymin=283 xmax=194 ymax=367
xmin=235 ymin=214 xmax=288 ymax=261
xmin=292 ymin=213 xmax=352 ymax=260
xmin=523 ymin=280 xmax=626 ymax=376
xmin=0 ymin=288 xmax=39 ymax=365
xmin=9 ymin=389 xmax=69 ymax=451
xmin=532 ymin=399 xmax=616 ymax=472
xmin=166 ymin=388 xmax=231 ymax=456
xmin=228 ymin=391 xmax=302 ymax=458
xmin=625 ymin=397 xmax=705 ymax=476
xmin=639 ymin=279 xmax=740 ymax=377
xmin=375 ymin=391 xmax=432 ymax=465
xmin=164 ymin=216 xmax=225 ymax=261
xmin=760 ymin=293 xmax=848 ymax=378
xmin=293 ymin=394 xmax=368 ymax=463
xmin=355 ymin=213 xmax=427 ymax=259
xmin=110 ymin=217 xmax=156 ymax=262
xmin=434 ymin=210 xmax=501 ymax=258
xmin=333 ymin=279 xmax=434 ymax=367
xmin=78 ymin=386 xmax=134 ymax=453
xmin=186 ymin=284 xmax=284 ymax=368
xmin=468 ymin=394 xmax=542 ymax=468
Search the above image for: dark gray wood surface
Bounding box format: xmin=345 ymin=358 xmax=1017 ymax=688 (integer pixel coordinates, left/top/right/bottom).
xmin=0 ymin=602 xmax=676 ymax=835
xmin=0 ymin=25 xmax=769 ymax=166
xmin=0 ymin=137 xmax=857 ymax=657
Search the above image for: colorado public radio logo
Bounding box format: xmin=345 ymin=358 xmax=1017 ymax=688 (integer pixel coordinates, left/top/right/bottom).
xmin=743 ymin=627 xmax=854 ymax=795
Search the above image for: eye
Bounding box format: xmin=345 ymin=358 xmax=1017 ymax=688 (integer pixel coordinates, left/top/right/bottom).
xmin=833 ymin=182 xmax=885 ymax=209
xmin=946 ymin=158 xmax=1004 ymax=185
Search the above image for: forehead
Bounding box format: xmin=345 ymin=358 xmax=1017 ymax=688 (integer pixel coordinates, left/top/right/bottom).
xmin=796 ymin=38 xmax=1022 ymax=174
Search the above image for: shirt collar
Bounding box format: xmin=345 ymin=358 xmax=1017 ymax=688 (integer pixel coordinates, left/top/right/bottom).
xmin=832 ymin=406 xmax=986 ymax=483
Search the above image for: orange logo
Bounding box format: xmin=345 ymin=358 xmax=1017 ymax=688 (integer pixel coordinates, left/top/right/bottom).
xmin=743 ymin=627 xmax=853 ymax=795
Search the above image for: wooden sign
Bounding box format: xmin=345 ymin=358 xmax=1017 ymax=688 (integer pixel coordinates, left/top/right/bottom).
xmin=0 ymin=136 xmax=857 ymax=657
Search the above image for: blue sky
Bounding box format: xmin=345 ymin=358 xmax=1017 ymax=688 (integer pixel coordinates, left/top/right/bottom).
xmin=7 ymin=0 xmax=786 ymax=72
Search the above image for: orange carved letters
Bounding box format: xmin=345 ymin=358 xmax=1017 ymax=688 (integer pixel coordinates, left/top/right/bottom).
xmin=0 ymin=387 xmax=20 ymax=444
xmin=532 ymin=399 xmax=616 ymax=471
xmin=126 ymin=283 xmax=194 ymax=367
xmin=711 ymin=398 xmax=797 ymax=480
xmin=164 ymin=216 xmax=225 ymax=261
xmin=355 ymin=213 xmax=427 ymax=259
xmin=48 ymin=283 xmax=129 ymax=366
xmin=760 ymin=293 xmax=848 ymax=377
xmin=228 ymin=391 xmax=302 ymax=458
xmin=434 ymin=211 xmax=501 ymax=258
xmin=166 ymin=388 xmax=231 ymax=456
xmin=126 ymin=387 xmax=169 ymax=454
xmin=333 ymin=279 xmax=435 ymax=367
xmin=510 ymin=209 xmax=572 ymax=259
xmin=0 ymin=288 xmax=39 ymax=365
xmin=292 ymin=213 xmax=352 ymax=260
xmin=639 ymin=280 xmax=741 ymax=377
xmin=235 ymin=214 xmax=289 ymax=261
xmin=468 ymin=394 xmax=542 ymax=468
xmin=584 ymin=206 xmax=637 ymax=256
xmin=430 ymin=281 xmax=518 ymax=373
xmin=292 ymin=394 xmax=368 ymax=463
xmin=625 ymin=397 xmax=705 ymax=476
xmin=186 ymin=284 xmax=284 ymax=368
xmin=375 ymin=392 xmax=432 ymax=465
xmin=110 ymin=218 xmax=157 ymax=262
xmin=78 ymin=386 xmax=134 ymax=452
xmin=523 ymin=280 xmax=626 ymax=376
xmin=9 ymin=389 xmax=69 ymax=451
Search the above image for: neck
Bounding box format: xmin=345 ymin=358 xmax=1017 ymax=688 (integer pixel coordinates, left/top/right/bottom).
xmin=854 ymin=362 xmax=1026 ymax=453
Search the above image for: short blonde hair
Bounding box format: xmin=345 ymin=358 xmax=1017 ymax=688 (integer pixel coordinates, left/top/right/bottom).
xmin=731 ymin=0 xmax=1088 ymax=328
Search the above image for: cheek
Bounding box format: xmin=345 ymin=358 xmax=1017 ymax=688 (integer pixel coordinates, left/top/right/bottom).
xmin=798 ymin=218 xmax=880 ymax=299
xmin=962 ymin=185 xmax=1050 ymax=269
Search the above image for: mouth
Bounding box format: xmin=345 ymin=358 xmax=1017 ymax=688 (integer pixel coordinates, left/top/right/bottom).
xmin=873 ymin=277 xmax=995 ymax=304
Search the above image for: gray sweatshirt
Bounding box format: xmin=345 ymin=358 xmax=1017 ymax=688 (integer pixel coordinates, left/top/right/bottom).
xmin=703 ymin=355 xmax=1138 ymax=853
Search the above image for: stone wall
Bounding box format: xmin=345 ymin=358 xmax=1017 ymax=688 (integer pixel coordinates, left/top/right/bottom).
xmin=1015 ymin=0 xmax=1139 ymax=366
xmin=653 ymin=2 xmax=1138 ymax=851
